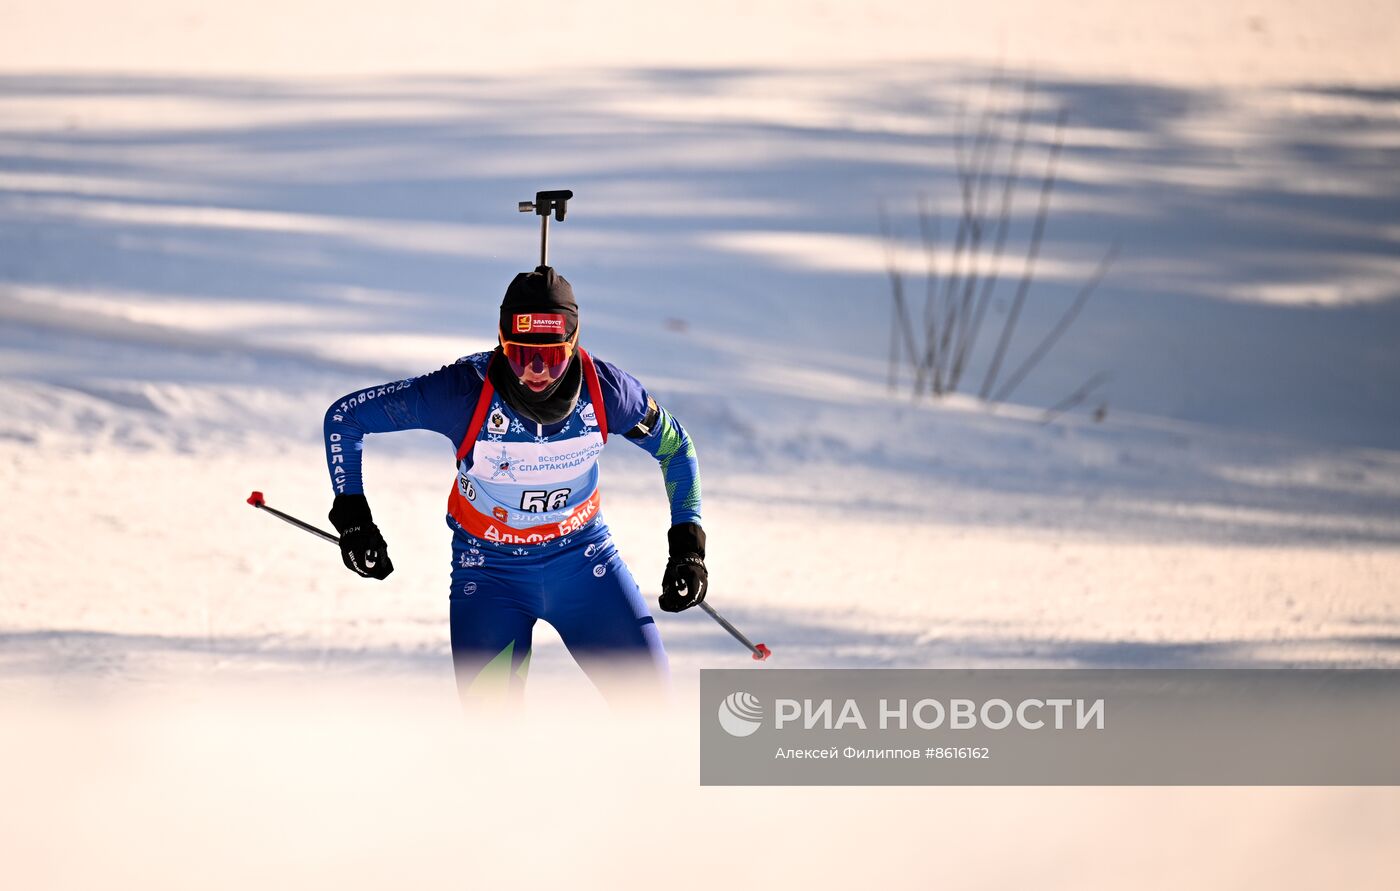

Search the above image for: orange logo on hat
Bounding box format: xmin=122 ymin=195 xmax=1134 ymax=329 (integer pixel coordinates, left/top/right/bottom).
xmin=512 ymin=313 xmax=566 ymax=335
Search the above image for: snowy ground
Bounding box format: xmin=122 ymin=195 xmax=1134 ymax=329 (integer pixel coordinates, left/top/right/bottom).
xmin=2 ymin=1 xmax=1399 ymax=888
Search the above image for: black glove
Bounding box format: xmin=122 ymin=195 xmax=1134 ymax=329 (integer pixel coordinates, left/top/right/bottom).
xmin=660 ymin=522 xmax=707 ymax=612
xmin=328 ymin=494 xmax=394 ymax=580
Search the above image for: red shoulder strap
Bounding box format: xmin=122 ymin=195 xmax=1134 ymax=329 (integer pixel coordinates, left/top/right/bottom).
xmin=578 ymin=348 xmax=608 ymax=442
xmin=457 ymin=354 xmax=498 ymax=461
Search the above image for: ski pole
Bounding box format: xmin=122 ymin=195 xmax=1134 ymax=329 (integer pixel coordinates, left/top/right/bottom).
xmin=246 ymin=491 xmax=339 ymax=544
xmin=247 ymin=490 xmax=771 ymax=661
xmin=699 ymin=601 xmax=771 ymax=661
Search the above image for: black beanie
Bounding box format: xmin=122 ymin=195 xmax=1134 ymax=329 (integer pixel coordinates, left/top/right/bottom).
xmin=499 ymin=266 xmax=578 ymax=344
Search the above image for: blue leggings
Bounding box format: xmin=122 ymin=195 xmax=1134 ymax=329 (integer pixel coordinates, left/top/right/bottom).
xmin=448 ymin=518 xmax=669 ymax=704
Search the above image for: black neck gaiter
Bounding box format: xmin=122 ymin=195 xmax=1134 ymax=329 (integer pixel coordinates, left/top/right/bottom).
xmin=488 ymin=347 xmax=582 ymax=427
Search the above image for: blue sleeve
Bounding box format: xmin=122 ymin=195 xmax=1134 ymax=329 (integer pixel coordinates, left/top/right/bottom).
xmin=323 ymin=361 xmax=482 ymax=495
xmin=592 ymin=357 xmax=650 ymax=433
xmin=593 ymin=358 xmax=702 ymax=527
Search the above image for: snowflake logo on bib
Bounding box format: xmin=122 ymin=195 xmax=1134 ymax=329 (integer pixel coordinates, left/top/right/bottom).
xmin=487 ymin=445 xmax=517 ymax=481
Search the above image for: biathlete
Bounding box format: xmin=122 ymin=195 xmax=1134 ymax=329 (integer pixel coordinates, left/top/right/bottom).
xmin=322 ymin=266 xmax=706 ymax=703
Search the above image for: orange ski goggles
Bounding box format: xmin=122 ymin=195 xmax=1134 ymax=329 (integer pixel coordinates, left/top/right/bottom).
xmin=499 ymin=330 xmax=578 ymax=379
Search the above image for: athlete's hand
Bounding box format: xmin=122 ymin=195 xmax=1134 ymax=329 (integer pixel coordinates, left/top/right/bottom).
xmin=660 ymin=522 xmax=707 ymax=612
xmin=329 ymin=494 xmax=394 ymax=580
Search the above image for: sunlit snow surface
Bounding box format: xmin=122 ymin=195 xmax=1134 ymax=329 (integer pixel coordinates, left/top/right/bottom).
xmin=2 ymin=1 xmax=1399 ymax=888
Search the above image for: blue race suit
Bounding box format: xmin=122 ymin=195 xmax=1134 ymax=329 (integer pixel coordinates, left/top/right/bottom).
xmin=323 ymin=349 xmax=701 ymax=703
